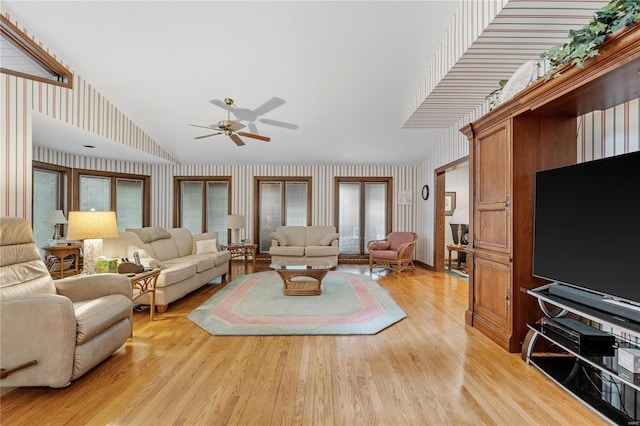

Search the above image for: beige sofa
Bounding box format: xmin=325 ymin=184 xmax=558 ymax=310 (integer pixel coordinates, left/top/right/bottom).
xmin=103 ymin=227 xmax=230 ymax=313
xmin=1 ymin=217 xmax=133 ymax=388
xmin=269 ymin=226 xmax=339 ymax=266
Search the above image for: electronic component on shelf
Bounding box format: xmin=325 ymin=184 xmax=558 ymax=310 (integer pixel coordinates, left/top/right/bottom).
xmin=618 ymin=348 xmax=640 ymax=373
xmin=540 ymin=317 xmax=615 ymax=356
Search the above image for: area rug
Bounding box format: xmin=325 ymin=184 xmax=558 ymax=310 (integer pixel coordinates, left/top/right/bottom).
xmin=188 ymin=271 xmax=406 ymax=335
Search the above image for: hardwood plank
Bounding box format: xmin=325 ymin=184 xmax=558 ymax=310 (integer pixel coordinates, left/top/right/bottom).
xmin=0 ymin=263 xmax=607 ymax=425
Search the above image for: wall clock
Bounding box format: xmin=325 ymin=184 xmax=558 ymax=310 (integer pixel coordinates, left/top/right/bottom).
xmin=421 ymin=185 xmax=430 ymax=200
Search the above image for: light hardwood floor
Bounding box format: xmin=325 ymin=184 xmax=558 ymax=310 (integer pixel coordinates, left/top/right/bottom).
xmin=1 ymin=263 xmax=606 ymax=425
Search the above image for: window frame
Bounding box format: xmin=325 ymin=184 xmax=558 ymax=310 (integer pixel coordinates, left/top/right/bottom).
xmin=71 ymin=168 xmax=150 ymax=226
xmin=1 ymin=15 xmax=73 ymax=88
xmin=173 ymin=176 xmax=232 ymax=237
xmin=253 ymin=176 xmax=312 ymax=252
xmin=334 ymin=176 xmax=393 ymax=255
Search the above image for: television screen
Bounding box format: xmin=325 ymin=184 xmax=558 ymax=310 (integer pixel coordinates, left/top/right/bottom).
xmin=532 ymin=151 xmax=640 ymax=306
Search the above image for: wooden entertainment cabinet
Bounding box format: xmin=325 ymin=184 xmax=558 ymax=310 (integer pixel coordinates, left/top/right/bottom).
xmin=460 ymin=23 xmax=640 ymax=353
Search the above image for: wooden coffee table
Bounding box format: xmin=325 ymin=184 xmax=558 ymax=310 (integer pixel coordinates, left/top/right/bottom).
xmin=270 ymin=260 xmax=333 ymax=296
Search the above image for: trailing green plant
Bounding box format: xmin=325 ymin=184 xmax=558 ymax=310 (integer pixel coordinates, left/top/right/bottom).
xmin=540 ymin=0 xmax=640 ymax=70
xmin=485 ymin=79 xmax=508 ymax=110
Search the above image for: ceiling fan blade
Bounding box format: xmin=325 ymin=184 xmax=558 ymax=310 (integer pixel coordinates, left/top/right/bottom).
xmin=258 ymin=118 xmax=298 ymax=130
xmin=194 ymin=132 xmax=222 ymax=139
xmin=230 ymin=134 xmax=246 ymax=146
xmin=188 ymin=123 xmax=216 ymax=130
xmin=209 ymin=99 xmax=228 ymax=110
xmin=228 ymin=121 xmax=246 ymax=131
xmin=254 ymin=97 xmax=286 ymax=116
xmin=238 ymin=131 xmax=271 ymax=142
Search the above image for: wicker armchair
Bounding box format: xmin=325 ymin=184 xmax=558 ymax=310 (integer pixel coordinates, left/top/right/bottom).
xmin=367 ymin=232 xmax=418 ymax=275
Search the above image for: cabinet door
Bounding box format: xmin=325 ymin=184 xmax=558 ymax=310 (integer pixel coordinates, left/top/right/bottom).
xmin=474 ymin=121 xmax=511 ymax=254
xmin=473 ymin=255 xmax=512 ymax=342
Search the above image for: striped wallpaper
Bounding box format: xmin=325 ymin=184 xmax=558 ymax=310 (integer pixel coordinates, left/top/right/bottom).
xmin=403 ymin=0 xmax=611 ymax=129
xmin=4 ymin=3 xmax=640 ymax=267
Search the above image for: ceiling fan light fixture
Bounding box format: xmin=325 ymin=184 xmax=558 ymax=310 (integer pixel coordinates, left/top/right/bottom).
xmin=189 ymin=97 xmax=271 ymax=145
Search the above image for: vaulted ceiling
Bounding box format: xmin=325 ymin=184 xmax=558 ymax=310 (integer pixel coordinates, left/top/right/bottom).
xmin=1 ymin=1 xmax=610 ymax=165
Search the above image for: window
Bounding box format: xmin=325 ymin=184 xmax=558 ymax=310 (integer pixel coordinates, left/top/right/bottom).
xmin=32 ymin=163 xmax=69 ymax=251
xmin=0 ymin=15 xmax=72 ymax=88
xmin=73 ymin=169 xmax=150 ymax=231
xmin=255 ymin=177 xmax=311 ymax=252
xmin=174 ymin=177 xmax=231 ymax=245
xmin=335 ymin=177 xmax=392 ymax=255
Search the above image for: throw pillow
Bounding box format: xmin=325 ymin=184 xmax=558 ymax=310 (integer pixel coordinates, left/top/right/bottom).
xmin=196 ymin=239 xmax=218 ymax=254
xmin=140 ymin=257 xmax=167 ymax=270
xmin=270 ymin=231 xmax=289 ymax=246
xmin=318 ymin=232 xmax=340 ymax=246
xmin=127 ymin=245 xmax=152 ymax=260
xmin=370 ymin=241 xmax=391 ymax=250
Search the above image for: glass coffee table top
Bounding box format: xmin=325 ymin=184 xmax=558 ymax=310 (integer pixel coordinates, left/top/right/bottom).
xmin=269 ymin=260 xmax=333 ymax=271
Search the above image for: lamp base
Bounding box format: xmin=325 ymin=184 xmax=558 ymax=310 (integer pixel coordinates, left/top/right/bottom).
xmin=82 ymin=238 xmax=103 ymax=275
xmin=234 ymin=229 xmax=241 ymax=245
xmin=52 ymin=224 xmax=62 ymax=240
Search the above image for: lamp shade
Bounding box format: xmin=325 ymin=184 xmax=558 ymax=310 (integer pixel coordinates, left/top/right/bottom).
xmin=227 ymin=215 xmax=245 ymax=229
xmin=44 ymin=209 xmax=67 ymax=224
xmin=66 ymin=211 xmax=119 ymax=240
xmin=450 ymin=208 xmax=469 ymax=224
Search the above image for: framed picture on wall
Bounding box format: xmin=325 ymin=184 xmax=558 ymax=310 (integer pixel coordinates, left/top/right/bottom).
xmin=445 ymin=191 xmax=456 ymax=216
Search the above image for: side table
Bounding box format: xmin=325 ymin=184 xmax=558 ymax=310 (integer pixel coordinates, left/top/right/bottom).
xmin=223 ymin=243 xmax=258 ymax=277
xmin=446 ymin=244 xmax=468 ymax=274
xmin=43 ymin=244 xmax=81 ymax=279
xmin=128 ymin=269 xmax=161 ymax=321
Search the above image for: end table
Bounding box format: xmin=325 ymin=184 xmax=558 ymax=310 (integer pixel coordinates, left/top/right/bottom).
xmin=128 ymin=268 xmax=161 ymax=321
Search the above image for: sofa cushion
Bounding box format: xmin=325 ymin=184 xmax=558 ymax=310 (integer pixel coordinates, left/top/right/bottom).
xmin=387 ymin=232 xmax=416 ymax=251
xmin=149 ymin=238 xmax=179 ymax=261
xmin=305 ymin=245 xmax=340 ymax=257
xmin=370 ymin=241 xmax=391 ymax=250
xmin=270 ymin=231 xmax=290 ymax=246
xmin=174 ymin=254 xmax=215 ymax=273
xmin=370 ymin=249 xmax=399 ymax=260
xmin=126 ymin=227 xmax=171 ymax=243
xmin=155 ymin=263 xmax=197 ymax=288
xmin=269 ymin=245 xmax=305 ymax=256
xmin=318 ymin=232 xmax=339 ymax=246
xmin=169 ymin=228 xmax=197 ymax=257
xmin=73 ymin=294 xmax=132 ymax=344
xmin=306 ymin=226 xmax=337 ymax=246
xmin=277 ymin=226 xmax=307 ymax=247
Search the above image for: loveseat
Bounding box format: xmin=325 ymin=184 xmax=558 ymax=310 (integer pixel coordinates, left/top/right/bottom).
xmin=1 ymin=217 xmax=133 ymax=388
xmin=103 ymin=227 xmax=230 ymax=313
xmin=269 ymin=226 xmax=339 ymax=267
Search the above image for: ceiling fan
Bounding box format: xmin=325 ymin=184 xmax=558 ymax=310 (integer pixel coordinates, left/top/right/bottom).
xmin=209 ymin=96 xmax=298 ymax=135
xmin=188 ymin=98 xmax=271 ymax=146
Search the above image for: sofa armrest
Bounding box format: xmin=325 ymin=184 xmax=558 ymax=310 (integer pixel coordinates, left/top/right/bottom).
xmin=0 ymin=294 xmax=77 ymax=388
xmin=271 ymin=239 xmax=281 ymax=247
xmin=55 ymin=274 xmax=133 ymax=302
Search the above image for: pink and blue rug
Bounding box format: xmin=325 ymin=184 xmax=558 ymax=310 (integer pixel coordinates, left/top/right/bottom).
xmin=188 ymin=271 xmax=406 ymax=335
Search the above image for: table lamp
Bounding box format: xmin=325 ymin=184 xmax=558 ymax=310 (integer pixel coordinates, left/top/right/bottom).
xmin=227 ymin=215 xmax=245 ymax=244
xmin=449 ymin=207 xmax=469 ymax=247
xmin=66 ymin=210 xmax=119 ymax=274
xmin=44 ymin=209 xmax=67 ymax=239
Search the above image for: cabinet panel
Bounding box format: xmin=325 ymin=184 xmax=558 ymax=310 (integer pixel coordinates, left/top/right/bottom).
xmin=474 ymin=121 xmax=511 ymax=254
xmin=474 ymin=256 xmax=512 ymax=332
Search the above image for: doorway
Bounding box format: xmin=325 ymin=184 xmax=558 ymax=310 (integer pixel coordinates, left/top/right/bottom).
xmin=433 ymin=157 xmax=469 ymax=273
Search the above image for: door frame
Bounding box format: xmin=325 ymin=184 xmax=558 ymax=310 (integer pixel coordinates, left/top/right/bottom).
xmin=433 ymin=156 xmax=469 ymax=273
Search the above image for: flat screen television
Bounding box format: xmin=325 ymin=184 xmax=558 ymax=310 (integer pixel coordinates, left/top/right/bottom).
xmin=532 ymin=150 xmax=640 ymax=313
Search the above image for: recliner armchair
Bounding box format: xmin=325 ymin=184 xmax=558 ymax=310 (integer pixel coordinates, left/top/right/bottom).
xmin=368 ymin=232 xmax=418 ymax=275
xmin=0 ymin=217 xmax=133 ymax=388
